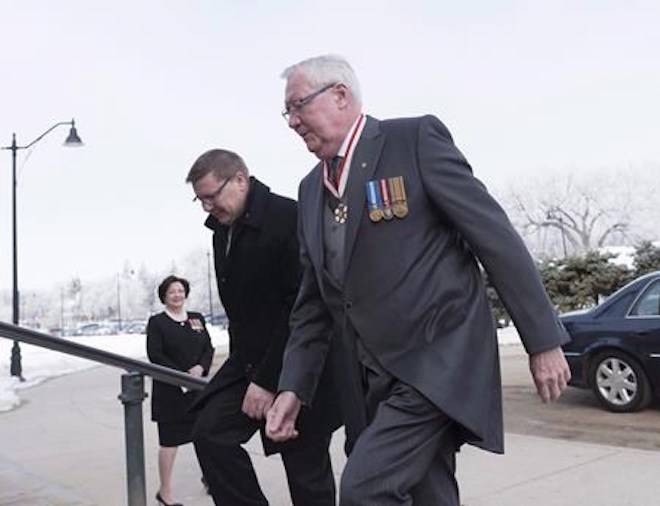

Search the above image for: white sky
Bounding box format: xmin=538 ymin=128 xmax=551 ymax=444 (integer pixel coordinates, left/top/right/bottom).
xmin=1 ymin=0 xmax=659 ymax=291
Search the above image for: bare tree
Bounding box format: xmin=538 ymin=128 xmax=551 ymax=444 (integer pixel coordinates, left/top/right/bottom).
xmin=2 ymin=247 xmax=225 ymax=331
xmin=501 ymin=167 xmax=657 ymax=258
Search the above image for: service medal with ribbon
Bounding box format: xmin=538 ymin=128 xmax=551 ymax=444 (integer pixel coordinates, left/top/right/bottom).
xmin=323 ymin=114 xmax=366 ymax=226
xmin=366 ymin=176 xmax=409 ymax=222
xmin=366 ymin=180 xmax=384 ymax=222
xmin=379 ymin=179 xmax=394 ymax=220
xmin=189 ymin=318 xmax=205 ymax=332
xmin=389 ymin=176 xmax=409 ymax=218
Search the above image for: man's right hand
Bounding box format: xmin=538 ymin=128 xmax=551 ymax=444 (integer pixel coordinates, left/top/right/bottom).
xmin=265 ymin=391 xmax=302 ymax=442
xmin=242 ymin=382 xmax=275 ymax=420
xmin=529 ymin=346 xmax=571 ymax=402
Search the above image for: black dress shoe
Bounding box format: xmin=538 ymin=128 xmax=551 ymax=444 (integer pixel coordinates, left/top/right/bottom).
xmin=155 ymin=491 xmax=183 ymax=506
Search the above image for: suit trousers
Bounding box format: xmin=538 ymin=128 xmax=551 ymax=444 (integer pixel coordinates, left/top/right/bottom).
xmin=339 ymin=362 xmax=460 ymax=506
xmin=192 ymin=375 xmax=335 ymax=506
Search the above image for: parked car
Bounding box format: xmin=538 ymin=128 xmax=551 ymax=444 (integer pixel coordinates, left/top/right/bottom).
xmin=123 ymin=321 xmax=146 ymax=334
xmin=204 ymin=313 xmax=229 ymax=329
xmin=74 ymin=322 xmax=116 ymax=336
xmin=560 ymin=271 xmax=660 ymax=412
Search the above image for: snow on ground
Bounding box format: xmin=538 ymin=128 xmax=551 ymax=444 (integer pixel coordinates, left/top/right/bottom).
xmin=1 ymin=325 xmax=521 ymax=413
xmin=0 ymin=326 xmax=228 ymax=412
xmin=497 ymin=325 xmax=522 ymax=346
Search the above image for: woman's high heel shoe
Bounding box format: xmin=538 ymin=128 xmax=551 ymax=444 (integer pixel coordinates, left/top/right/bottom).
xmin=155 ymin=491 xmax=183 ymax=506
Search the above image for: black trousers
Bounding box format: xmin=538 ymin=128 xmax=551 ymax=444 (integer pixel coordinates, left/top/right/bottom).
xmin=339 ymin=360 xmax=461 ymax=506
xmin=192 ymin=375 xmax=335 ymax=506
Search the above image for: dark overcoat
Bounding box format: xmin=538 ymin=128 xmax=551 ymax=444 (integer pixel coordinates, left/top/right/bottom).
xmin=279 ymin=115 xmax=570 ymax=454
xmin=146 ymin=311 xmax=214 ymax=422
xmin=193 ymin=177 xmax=340 ymax=450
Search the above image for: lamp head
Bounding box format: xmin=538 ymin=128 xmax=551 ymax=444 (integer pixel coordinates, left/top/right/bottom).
xmin=64 ymin=119 xmax=83 ymax=146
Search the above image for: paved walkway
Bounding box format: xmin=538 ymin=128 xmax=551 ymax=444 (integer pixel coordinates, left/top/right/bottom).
xmin=1 ymin=362 xmax=659 ymax=505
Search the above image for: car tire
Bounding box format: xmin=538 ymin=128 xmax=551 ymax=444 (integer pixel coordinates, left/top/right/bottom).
xmin=589 ymin=350 xmax=652 ymax=413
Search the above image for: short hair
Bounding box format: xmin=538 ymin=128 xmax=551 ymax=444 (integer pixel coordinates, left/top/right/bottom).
xmin=281 ymin=54 xmax=362 ymax=106
xmin=157 ymin=275 xmax=190 ymax=303
xmin=186 ymin=149 xmax=249 ymax=185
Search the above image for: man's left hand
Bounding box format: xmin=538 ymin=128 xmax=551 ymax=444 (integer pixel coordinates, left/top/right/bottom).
xmin=242 ymin=382 xmax=275 ymax=420
xmin=187 ymin=365 xmax=204 ymax=377
xmin=529 ymin=346 xmax=571 ymax=402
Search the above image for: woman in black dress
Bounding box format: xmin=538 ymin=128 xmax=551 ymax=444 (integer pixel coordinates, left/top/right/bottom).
xmin=147 ymin=275 xmax=214 ymax=506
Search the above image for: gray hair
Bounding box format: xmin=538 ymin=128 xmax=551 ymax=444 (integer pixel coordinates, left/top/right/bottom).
xmin=186 ymin=149 xmax=249 ymax=184
xmin=281 ymin=54 xmax=362 ymax=105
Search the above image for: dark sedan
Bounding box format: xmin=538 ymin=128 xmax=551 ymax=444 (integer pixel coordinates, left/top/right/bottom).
xmin=560 ymin=271 xmax=660 ymax=412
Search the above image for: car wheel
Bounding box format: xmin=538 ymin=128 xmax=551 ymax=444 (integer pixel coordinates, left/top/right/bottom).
xmin=589 ymin=350 xmax=652 ymax=413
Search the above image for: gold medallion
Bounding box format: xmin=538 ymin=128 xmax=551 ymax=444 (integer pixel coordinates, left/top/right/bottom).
xmin=369 ymin=208 xmax=384 ymax=222
xmin=392 ymin=202 xmax=409 ymax=218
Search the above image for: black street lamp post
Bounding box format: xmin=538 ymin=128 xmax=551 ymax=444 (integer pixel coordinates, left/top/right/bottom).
xmin=2 ymin=119 xmax=83 ymax=379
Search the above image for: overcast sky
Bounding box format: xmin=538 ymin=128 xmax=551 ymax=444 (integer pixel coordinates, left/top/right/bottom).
xmin=1 ymin=0 xmax=659 ymax=292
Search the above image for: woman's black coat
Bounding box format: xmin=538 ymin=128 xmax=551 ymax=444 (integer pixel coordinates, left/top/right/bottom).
xmin=146 ymin=311 xmax=214 ymax=422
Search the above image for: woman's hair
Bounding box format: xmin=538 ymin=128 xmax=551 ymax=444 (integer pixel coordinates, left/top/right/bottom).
xmin=157 ymin=275 xmax=190 ymax=303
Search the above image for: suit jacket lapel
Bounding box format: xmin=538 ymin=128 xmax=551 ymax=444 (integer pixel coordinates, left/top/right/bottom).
xmin=344 ymin=116 xmax=384 ymax=275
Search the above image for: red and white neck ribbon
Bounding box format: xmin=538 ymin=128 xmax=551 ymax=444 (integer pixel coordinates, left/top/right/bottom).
xmin=323 ymin=113 xmax=365 ymax=199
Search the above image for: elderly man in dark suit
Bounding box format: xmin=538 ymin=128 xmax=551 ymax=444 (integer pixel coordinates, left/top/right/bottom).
xmin=266 ymin=55 xmax=571 ymax=506
xmin=187 ymin=149 xmax=340 ymax=506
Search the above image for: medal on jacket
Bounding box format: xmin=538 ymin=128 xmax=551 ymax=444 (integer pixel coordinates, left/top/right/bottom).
xmin=366 ymin=176 xmax=409 ymax=221
xmin=323 ymin=114 xmax=365 ymax=226
xmin=189 ymin=318 xmax=205 ymax=332
xmin=379 ymin=179 xmax=394 ymax=220
xmin=366 ymin=180 xmax=384 ymax=222
xmin=334 ymin=202 xmax=348 ymax=224
xmin=389 ymin=176 xmax=409 ymax=218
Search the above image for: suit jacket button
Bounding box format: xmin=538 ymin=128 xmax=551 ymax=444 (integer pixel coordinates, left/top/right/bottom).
xmin=220 ymin=277 xmax=226 ymax=283
xmin=344 ymin=300 xmax=352 ymax=310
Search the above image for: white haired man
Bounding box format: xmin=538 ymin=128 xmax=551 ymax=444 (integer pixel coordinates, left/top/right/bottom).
xmin=266 ymin=55 xmax=571 ymax=505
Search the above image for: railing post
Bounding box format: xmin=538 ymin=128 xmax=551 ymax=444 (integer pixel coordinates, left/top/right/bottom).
xmin=118 ymin=372 xmax=147 ymax=506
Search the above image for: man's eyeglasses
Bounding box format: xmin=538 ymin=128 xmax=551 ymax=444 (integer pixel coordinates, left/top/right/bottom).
xmin=281 ymin=82 xmax=337 ymax=120
xmin=193 ymin=175 xmax=233 ymax=205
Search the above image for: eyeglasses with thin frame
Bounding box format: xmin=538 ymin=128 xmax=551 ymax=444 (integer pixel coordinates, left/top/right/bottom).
xmin=281 ymin=82 xmax=337 ymax=120
xmin=192 ymin=175 xmax=233 ymax=205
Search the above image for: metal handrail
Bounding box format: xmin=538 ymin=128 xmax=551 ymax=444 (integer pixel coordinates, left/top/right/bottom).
xmin=0 ymin=321 xmax=208 ymax=389
xmin=0 ymin=321 xmax=212 ymax=506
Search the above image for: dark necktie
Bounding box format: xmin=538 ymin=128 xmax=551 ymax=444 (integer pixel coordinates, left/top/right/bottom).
xmin=329 ymin=156 xmax=342 ymax=189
